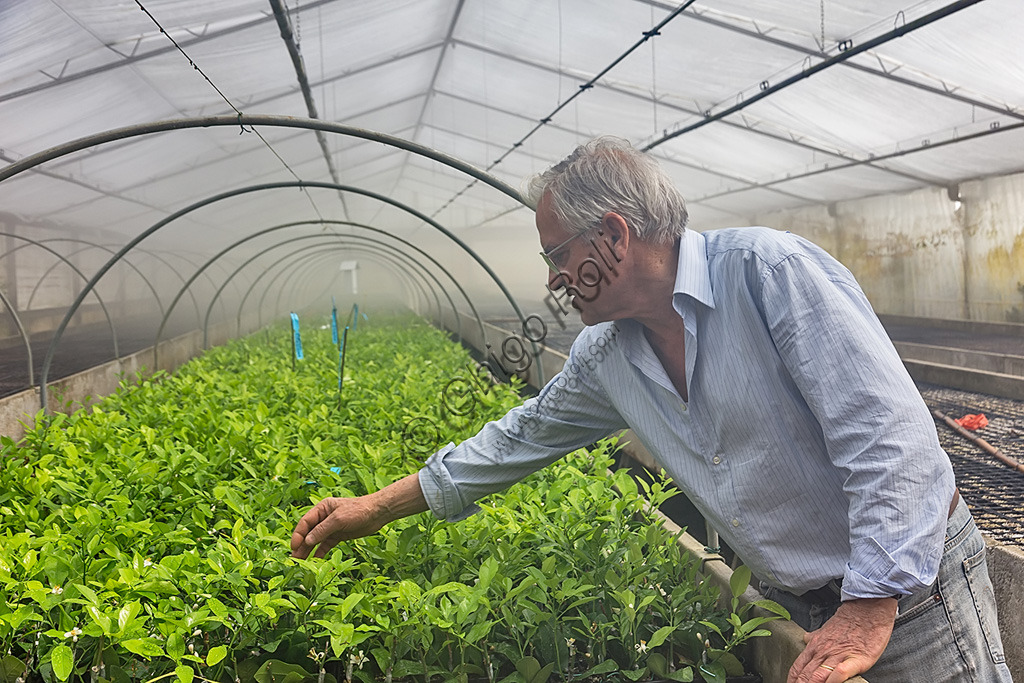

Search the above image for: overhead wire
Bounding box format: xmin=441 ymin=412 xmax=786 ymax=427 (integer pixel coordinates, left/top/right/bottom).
xmin=641 ymin=0 xmax=987 ymax=151
xmin=132 ymin=0 xmax=326 ymax=222
xmin=429 ymin=0 xmax=698 ymax=218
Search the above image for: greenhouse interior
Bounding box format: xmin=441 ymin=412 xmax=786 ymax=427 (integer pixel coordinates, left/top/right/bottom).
xmin=1 ymin=1 xmax=1023 ymax=682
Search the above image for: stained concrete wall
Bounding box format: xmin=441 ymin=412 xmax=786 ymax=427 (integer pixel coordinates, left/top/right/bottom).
xmin=737 ymin=169 xmax=1024 ymax=324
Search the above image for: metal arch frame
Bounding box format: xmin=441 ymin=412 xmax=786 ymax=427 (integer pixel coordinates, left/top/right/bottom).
xmin=0 ymin=116 xmax=529 ymax=207
xmin=258 ymin=248 xmax=427 ymax=331
xmin=177 ymin=219 xmax=483 ymax=346
xmin=25 ymin=239 xmax=164 ymax=318
xmin=201 ymin=234 xmax=459 ymax=349
xmin=214 ymin=236 xmax=457 ymax=347
xmin=0 ymin=285 xmax=33 ymax=386
xmin=247 ymin=220 xmax=485 ymax=342
xmin=0 ymin=119 xmax=536 ymax=411
xmin=110 ymin=246 xmax=205 ymax=328
xmin=0 ymin=232 xmax=119 ymax=360
xmin=164 ymin=249 xmax=241 ymax=324
xmin=0 ymin=237 xmax=163 ymax=320
xmin=275 ymin=251 xmax=421 ymax=323
xmin=274 ymin=243 xmax=444 ymax=327
xmin=270 ymin=246 xmax=438 ymax=327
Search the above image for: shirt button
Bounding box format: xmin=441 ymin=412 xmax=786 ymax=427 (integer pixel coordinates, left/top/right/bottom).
xmin=731 ymin=518 xmax=740 ymax=527
xmin=712 ymin=456 xmax=721 ymax=465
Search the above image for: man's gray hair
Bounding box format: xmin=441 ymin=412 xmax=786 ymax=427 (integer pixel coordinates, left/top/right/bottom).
xmin=526 ymin=136 xmax=688 ymax=245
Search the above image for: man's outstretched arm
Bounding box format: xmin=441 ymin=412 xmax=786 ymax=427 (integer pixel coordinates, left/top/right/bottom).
xmin=290 ymin=472 xmax=429 ymax=559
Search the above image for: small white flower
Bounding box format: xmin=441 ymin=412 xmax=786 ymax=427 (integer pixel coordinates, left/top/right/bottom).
xmin=635 ymin=640 xmax=648 ymax=654
xmin=91 ymin=666 xmax=99 ymax=673
xmin=143 ymin=559 xmax=153 ymax=568
xmin=64 ymin=627 xmax=82 ymax=640
xmin=349 ymin=650 xmax=367 ymax=669
xmin=51 ymin=585 xmax=63 ymax=595
xmin=192 ymin=629 xmax=202 ymax=637
xmin=401 ymin=610 xmax=408 ymax=621
xmin=188 ymin=643 xmax=195 ymax=654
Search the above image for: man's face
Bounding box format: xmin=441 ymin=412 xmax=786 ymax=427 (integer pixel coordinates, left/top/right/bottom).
xmin=536 ymin=192 xmax=618 ymax=325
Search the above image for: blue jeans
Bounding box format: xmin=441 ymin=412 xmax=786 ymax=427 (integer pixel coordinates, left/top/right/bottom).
xmin=761 ymin=497 xmax=1012 ymax=682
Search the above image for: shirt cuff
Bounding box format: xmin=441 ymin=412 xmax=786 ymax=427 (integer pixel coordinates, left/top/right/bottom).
xmin=841 ymin=536 xmax=938 ymax=601
xmin=418 ymin=442 xmax=481 ymax=522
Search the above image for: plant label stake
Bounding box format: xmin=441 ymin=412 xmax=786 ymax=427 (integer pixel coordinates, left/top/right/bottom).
xmin=331 ymin=297 xmax=339 ymax=346
xmin=337 ymin=325 xmax=350 ymax=407
xmin=290 ymin=312 xmax=304 ymax=370
xmin=351 ymin=303 xmax=359 ymax=331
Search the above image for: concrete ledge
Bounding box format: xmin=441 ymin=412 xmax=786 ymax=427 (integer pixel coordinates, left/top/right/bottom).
xmin=0 ymin=319 xmax=245 ymax=441
xmin=985 ymin=540 xmax=1024 ymax=681
xmin=879 ymin=314 xmax=1024 ymax=338
xmin=894 ymin=341 xmax=1024 ymax=377
xmin=901 ymin=358 xmax=1024 ymax=400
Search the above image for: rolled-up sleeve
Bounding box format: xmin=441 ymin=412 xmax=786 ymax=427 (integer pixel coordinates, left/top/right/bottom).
xmin=419 ymin=331 xmax=629 ymax=522
xmin=761 ymin=252 xmax=956 ymax=600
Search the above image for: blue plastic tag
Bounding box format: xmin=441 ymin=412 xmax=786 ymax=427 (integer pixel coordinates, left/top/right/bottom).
xmin=331 ymin=298 xmax=339 ymax=346
xmin=352 ymin=303 xmax=359 ymax=331
xmin=291 ymin=312 xmax=304 ymax=360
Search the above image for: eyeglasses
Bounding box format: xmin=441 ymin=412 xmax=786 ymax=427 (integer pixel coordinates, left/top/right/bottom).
xmin=539 ymin=228 xmax=592 ymax=274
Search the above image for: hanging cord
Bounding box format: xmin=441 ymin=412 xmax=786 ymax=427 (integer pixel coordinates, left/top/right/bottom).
xmin=819 ymin=0 xmax=826 ymax=53
xmin=133 ymin=0 xmax=324 ymax=221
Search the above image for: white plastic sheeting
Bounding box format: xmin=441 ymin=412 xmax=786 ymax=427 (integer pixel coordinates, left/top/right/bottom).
xmin=1 ymin=0 xmax=1022 ymax=315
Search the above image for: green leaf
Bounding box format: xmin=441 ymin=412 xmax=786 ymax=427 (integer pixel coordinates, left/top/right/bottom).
xmin=166 ymin=632 xmax=185 ymax=661
xmin=729 ymin=565 xmax=752 ymax=600
xmin=50 ymin=646 xmax=73 ymax=682
xmin=712 ymin=651 xmax=745 ymax=679
xmin=666 ymin=667 xmax=694 ymax=682
xmin=121 ymin=638 xmax=165 ymax=659
xmin=117 ymin=602 xmax=141 ymax=634
xmin=648 ymin=624 xmax=676 ymax=649
xmin=621 ymin=667 xmax=647 ymax=681
xmin=515 ymin=657 xmax=539 ymax=683
xmin=176 ymin=666 xmax=195 ymax=683
xmin=749 ymin=599 xmax=791 ymax=620
xmin=646 ymin=653 xmax=668 ymax=679
xmin=698 ymin=661 xmax=726 ymax=683
xmin=1 ymin=655 xmax=27 ymax=683
xmin=207 ymin=646 xmax=227 ymax=667
xmin=86 ymin=606 xmax=112 ymax=634
xmin=576 ymin=659 xmax=618 ymax=678
xmin=253 ymin=659 xmax=311 ymax=683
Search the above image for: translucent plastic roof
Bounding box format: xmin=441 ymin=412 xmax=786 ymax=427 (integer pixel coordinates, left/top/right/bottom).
xmin=2 ymin=0 xmax=1023 ymax=251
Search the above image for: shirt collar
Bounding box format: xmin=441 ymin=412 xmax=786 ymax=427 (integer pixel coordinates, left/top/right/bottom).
xmin=672 ymin=229 xmax=715 ymax=313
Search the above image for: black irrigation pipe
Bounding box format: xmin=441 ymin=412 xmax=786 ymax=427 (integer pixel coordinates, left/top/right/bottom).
xmin=642 ymin=0 xmax=986 ymax=151
xmin=432 ymin=0 xmax=698 ymax=218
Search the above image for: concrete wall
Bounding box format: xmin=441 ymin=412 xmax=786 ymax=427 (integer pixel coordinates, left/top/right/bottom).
xmin=0 ymin=318 xmax=249 ymax=441
xmin=735 ymin=169 xmax=1024 ymax=324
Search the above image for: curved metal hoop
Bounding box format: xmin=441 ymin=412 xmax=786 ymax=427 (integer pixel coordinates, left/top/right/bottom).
xmin=271 ymin=245 xmax=441 ymax=327
xmin=2 ymin=120 xmax=537 ymax=410
xmin=201 ymin=235 xmax=459 ymax=350
xmin=0 ymin=232 xmax=119 ymax=360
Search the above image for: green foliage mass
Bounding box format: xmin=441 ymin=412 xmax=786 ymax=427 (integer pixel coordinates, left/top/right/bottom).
xmin=0 ymin=317 xmax=784 ymax=683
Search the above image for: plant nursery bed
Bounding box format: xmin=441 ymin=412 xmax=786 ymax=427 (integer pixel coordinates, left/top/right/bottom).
xmin=1 ymin=317 xmax=786 ymax=683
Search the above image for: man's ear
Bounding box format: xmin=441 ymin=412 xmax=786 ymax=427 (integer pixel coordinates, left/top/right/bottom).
xmin=598 ymin=211 xmax=630 ymax=260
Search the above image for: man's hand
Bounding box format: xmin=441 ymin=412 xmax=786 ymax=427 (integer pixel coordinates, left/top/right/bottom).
xmin=290 ymin=472 xmax=430 ymax=559
xmin=290 ymin=496 xmax=383 ymax=559
xmin=788 ymin=597 xmax=897 ymax=683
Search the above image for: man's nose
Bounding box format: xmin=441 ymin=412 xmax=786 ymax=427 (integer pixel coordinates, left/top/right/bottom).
xmin=547 ymin=266 xmax=570 ymax=291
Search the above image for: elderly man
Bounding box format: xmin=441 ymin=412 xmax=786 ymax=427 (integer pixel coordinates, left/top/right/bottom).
xmin=291 ymin=138 xmax=1011 ymax=683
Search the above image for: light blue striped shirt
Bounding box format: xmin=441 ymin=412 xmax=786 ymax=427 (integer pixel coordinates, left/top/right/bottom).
xmin=420 ymin=227 xmax=956 ymax=601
